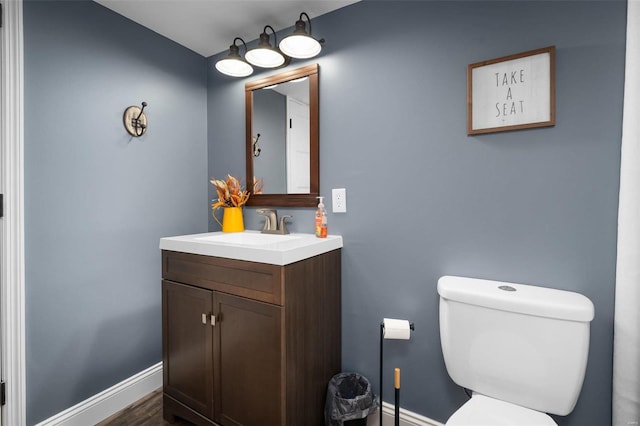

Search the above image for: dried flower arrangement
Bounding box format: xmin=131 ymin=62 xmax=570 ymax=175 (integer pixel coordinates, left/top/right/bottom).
xmin=210 ymin=175 xmax=250 ymax=210
xmin=210 ymin=175 xmax=263 ymax=211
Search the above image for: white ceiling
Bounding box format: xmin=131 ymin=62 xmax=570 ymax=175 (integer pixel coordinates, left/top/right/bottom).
xmin=95 ymin=0 xmax=359 ymax=58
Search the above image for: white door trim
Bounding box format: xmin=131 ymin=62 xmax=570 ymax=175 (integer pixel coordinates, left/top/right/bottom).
xmin=1 ymin=0 xmax=26 ymax=425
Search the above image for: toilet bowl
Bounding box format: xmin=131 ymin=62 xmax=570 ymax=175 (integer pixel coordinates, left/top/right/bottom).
xmin=438 ymin=276 xmax=594 ymax=425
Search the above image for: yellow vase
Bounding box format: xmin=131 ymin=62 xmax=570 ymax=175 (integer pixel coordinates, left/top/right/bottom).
xmin=221 ymin=207 xmax=244 ymax=233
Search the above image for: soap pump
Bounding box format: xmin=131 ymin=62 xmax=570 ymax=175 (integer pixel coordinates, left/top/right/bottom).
xmin=315 ymin=196 xmax=328 ymax=238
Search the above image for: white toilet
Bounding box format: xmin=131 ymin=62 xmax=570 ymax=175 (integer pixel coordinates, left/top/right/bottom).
xmin=438 ymin=275 xmax=595 ymax=426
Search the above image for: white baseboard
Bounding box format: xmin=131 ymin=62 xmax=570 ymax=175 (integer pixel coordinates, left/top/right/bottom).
xmin=364 ymin=401 xmax=445 ymax=426
xmin=33 ymin=362 xmax=444 ymax=426
xmin=34 ymin=362 xmax=163 ymax=426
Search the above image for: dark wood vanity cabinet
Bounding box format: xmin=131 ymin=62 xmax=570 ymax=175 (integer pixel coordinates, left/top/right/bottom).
xmin=161 ymin=249 xmax=341 ymax=426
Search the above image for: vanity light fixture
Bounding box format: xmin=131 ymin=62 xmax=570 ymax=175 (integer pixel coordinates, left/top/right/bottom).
xmin=215 ymin=37 xmax=253 ymax=77
xmin=245 ymin=25 xmax=287 ymax=69
xmin=279 ymin=12 xmax=324 ymax=59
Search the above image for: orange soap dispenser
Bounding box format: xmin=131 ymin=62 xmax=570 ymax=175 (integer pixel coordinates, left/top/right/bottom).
xmin=315 ymin=196 xmax=328 ymax=238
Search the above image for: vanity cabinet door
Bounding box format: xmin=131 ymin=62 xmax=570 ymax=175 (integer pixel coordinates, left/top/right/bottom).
xmin=162 ymin=280 xmax=214 ymax=420
xmin=214 ymin=292 xmax=283 ymax=426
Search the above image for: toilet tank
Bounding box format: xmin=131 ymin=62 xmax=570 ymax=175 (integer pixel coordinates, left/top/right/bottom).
xmin=438 ymin=276 xmax=594 ymax=416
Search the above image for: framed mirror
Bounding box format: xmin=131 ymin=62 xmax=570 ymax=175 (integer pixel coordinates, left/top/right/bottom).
xmin=245 ymin=63 xmax=319 ymax=207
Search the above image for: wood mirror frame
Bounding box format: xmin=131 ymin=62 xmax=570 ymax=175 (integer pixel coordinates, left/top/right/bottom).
xmin=245 ymin=63 xmax=319 ymax=207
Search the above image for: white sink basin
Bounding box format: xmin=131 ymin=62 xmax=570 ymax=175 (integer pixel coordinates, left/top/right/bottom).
xmin=160 ymin=231 xmax=343 ymax=265
xmin=196 ymin=232 xmax=303 ymax=246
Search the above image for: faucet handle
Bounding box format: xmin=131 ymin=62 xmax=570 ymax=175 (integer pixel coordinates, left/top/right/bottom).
xmin=257 ymin=209 xmax=278 ymax=231
xmin=256 ymin=209 xmax=271 ymax=230
xmin=279 ymin=215 xmax=292 ymax=234
xmin=257 ymin=209 xmax=277 ymax=217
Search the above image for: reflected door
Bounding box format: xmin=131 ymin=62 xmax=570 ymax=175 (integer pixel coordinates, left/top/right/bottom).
xmin=286 ymin=98 xmax=310 ymax=194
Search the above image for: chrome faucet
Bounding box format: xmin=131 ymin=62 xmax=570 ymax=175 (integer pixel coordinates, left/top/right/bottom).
xmin=256 ymin=209 xmax=292 ymax=234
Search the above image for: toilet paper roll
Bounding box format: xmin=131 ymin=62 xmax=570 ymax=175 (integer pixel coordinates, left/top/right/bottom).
xmin=383 ymin=318 xmax=412 ymax=340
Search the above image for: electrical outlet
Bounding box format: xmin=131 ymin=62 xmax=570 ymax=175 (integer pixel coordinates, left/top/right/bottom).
xmin=332 ymin=188 xmax=347 ymax=213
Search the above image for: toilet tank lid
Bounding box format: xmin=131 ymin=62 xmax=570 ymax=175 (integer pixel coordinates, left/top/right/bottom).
xmin=438 ymin=276 xmax=594 ymax=322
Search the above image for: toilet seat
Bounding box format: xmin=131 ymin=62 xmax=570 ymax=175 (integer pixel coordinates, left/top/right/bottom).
xmin=446 ymin=394 xmax=557 ymax=426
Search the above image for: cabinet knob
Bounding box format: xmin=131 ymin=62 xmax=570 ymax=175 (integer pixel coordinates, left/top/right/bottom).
xmin=202 ymin=313 xmax=207 ymax=324
xmin=211 ymin=314 xmax=216 ymax=326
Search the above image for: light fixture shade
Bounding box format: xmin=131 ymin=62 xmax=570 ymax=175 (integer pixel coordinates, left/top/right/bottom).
xmin=279 ymin=34 xmax=322 ymax=59
xmin=246 ymin=29 xmax=286 ymax=68
xmin=246 ymin=49 xmax=285 ymax=68
xmin=215 ymin=58 xmax=253 ymax=77
xmin=278 ymin=14 xmax=322 ymax=59
xmin=215 ymin=40 xmax=254 ymax=77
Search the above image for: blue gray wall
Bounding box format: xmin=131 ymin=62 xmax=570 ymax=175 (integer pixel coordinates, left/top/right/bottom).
xmin=208 ymin=1 xmax=625 ymax=425
xmin=23 ymin=1 xmax=207 ymax=423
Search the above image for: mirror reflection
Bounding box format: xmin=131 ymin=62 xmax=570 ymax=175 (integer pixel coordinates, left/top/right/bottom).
xmin=252 ymin=77 xmax=310 ymax=194
xmin=246 ymin=64 xmax=319 ymax=207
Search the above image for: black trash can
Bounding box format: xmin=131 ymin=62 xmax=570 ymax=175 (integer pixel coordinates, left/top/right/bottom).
xmin=325 ymin=372 xmax=378 ymax=426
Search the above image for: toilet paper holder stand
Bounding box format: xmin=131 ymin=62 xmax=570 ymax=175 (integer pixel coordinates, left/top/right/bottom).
xmin=380 ymin=318 xmax=414 ymax=426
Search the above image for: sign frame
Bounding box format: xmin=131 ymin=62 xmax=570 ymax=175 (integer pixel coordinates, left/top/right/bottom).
xmin=468 ymin=46 xmax=555 ymax=135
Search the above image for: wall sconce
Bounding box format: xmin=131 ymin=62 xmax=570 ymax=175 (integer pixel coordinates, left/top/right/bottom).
xmin=279 ymin=12 xmax=324 ymax=59
xmin=215 ymin=37 xmax=253 ymax=77
xmin=245 ymin=25 xmax=288 ymax=69
xmin=123 ymin=101 xmax=148 ymax=137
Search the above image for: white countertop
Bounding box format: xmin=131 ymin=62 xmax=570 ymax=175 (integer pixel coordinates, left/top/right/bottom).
xmin=160 ymin=230 xmax=343 ymax=265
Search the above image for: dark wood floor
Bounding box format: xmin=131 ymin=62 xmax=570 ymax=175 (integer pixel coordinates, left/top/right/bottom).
xmin=97 ymin=388 xmax=193 ymax=426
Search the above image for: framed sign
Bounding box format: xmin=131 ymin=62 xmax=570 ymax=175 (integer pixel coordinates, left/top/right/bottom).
xmin=468 ymin=46 xmax=555 ymax=135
